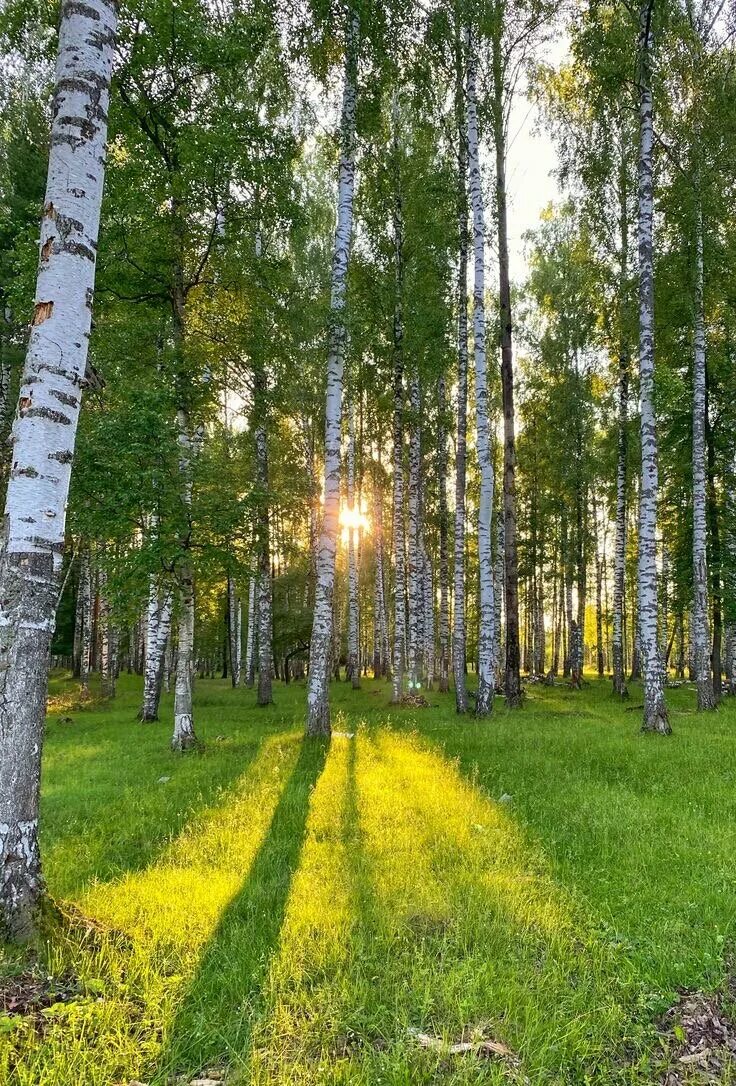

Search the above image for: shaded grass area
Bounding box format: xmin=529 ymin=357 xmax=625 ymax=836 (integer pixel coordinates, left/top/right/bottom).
xmin=2 ymin=672 xmax=736 ymax=1084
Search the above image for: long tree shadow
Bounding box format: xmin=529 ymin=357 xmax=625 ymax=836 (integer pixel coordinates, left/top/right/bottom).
xmin=240 ymin=725 xmax=643 ymax=1085
xmin=41 ymin=727 xmax=268 ymax=897
xmin=153 ymin=734 xmax=330 ymax=1084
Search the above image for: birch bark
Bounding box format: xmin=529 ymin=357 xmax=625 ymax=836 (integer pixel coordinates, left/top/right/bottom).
xmin=490 ymin=30 xmax=522 ymax=709
xmin=407 ymin=372 xmax=423 ymax=687
xmin=0 ymin=0 xmax=116 ymax=939
xmin=255 ymin=396 xmax=273 ymax=706
xmin=466 ymin=27 xmax=495 ymax=715
xmin=453 ymin=34 xmax=469 ymax=714
xmin=346 ymin=405 xmax=360 ymax=687
xmin=79 ymin=549 xmax=92 ymax=697
xmin=306 ymin=7 xmax=358 ymax=735
xmin=637 ymin=0 xmax=670 ymax=733
xmin=692 ymin=198 xmax=715 ymax=709
xmin=227 ymin=574 xmax=241 ymax=688
xmin=437 ymin=375 xmax=450 ymax=693
xmin=612 ymin=348 xmax=630 ymax=696
xmin=245 ymin=573 xmax=256 ymax=687
xmin=388 ymin=93 xmax=408 ymax=704
xmin=172 ymin=412 xmax=197 ymax=750
xmin=140 ymin=580 xmax=172 ymax=722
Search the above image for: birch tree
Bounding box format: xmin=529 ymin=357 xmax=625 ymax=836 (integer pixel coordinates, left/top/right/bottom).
xmin=346 ymin=404 xmax=360 ymax=687
xmin=636 ymin=0 xmax=671 ymax=734
xmin=0 ymin=0 xmax=116 ymax=939
xmin=465 ymin=25 xmax=496 ymax=715
xmin=306 ymin=6 xmax=359 ymax=736
xmin=452 ymin=29 xmax=469 ymax=714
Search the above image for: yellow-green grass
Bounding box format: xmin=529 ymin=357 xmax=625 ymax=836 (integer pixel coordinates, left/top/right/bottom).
xmin=2 ymin=672 xmax=736 ymax=1084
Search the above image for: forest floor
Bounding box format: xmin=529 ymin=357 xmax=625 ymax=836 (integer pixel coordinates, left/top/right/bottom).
xmin=2 ymin=674 xmax=736 ymax=1085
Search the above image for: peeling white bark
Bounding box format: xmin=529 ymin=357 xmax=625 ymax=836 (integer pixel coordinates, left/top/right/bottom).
xmin=0 ymin=0 xmax=116 ymax=939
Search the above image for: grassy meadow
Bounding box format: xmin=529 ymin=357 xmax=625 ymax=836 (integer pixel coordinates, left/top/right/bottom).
xmin=2 ymin=672 xmax=736 ymax=1084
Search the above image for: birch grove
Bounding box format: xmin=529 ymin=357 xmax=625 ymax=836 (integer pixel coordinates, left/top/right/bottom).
xmin=6 ymin=0 xmax=736 ymax=947
xmin=0 ymin=0 xmax=116 ymax=938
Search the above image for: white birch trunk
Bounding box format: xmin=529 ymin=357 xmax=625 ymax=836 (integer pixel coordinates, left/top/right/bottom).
xmin=172 ymin=414 xmax=198 ymax=750
xmin=140 ymin=579 xmax=172 ymax=722
xmin=372 ymin=454 xmax=390 ymax=679
xmin=255 ymin=415 xmax=273 ymax=706
xmin=79 ymin=549 xmax=92 ymax=696
xmin=346 ymin=405 xmax=360 ymax=687
xmin=423 ymin=544 xmax=435 ymax=689
xmin=466 ymin=27 xmax=496 ymax=715
xmin=407 ymin=372 xmax=423 ymax=687
xmin=306 ymin=7 xmax=358 ymax=736
xmin=612 ymin=350 xmax=629 ymax=696
xmin=98 ymin=565 xmax=116 ymax=699
xmin=437 ymin=376 xmax=450 ymax=693
xmin=227 ymin=574 xmax=241 ymax=688
xmin=692 ymin=198 xmax=715 ymax=709
xmin=493 ymin=507 xmax=505 ymax=683
xmin=0 ymin=0 xmax=116 ymax=938
xmin=244 ymin=573 xmax=256 ymax=687
xmin=453 ymin=65 xmax=469 ymax=714
xmin=637 ymin=1 xmax=670 ymax=733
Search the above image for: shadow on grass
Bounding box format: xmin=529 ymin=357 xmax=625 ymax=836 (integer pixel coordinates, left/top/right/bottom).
xmin=154 ymin=735 xmax=330 ymax=1084
xmin=41 ymin=729 xmax=268 ymax=898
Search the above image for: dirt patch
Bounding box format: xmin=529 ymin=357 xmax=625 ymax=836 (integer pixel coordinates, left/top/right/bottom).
xmin=0 ymin=967 xmax=81 ymax=1025
xmin=658 ymin=988 xmax=736 ymax=1083
xmin=398 ymin=694 xmax=430 ymax=708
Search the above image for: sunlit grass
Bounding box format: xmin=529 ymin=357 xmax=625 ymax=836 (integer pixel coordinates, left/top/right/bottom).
xmin=3 ymin=673 xmax=736 ymax=1084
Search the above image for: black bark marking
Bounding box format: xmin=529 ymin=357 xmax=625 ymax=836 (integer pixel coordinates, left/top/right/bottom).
xmin=63 ymin=241 xmax=95 ymax=262
xmin=50 ymin=389 xmax=79 ymax=408
xmin=61 ymin=1 xmax=100 ymax=20
xmin=14 ymin=466 xmax=39 ymax=478
xmin=48 ymin=449 xmax=74 ymax=464
xmin=24 ymin=407 xmax=71 ymax=425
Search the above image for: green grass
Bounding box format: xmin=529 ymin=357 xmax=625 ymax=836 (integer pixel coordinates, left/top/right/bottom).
xmin=3 ymin=671 xmax=736 ymax=1084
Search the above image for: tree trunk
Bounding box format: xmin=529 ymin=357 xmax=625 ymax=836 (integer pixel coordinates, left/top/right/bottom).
xmin=140 ymin=581 xmax=172 ymax=722
xmin=437 ymin=376 xmax=450 ymax=693
xmin=466 ymin=28 xmax=496 ymax=716
xmin=347 ymin=405 xmax=360 ymax=688
xmin=245 ymin=574 xmax=256 ymax=687
xmin=491 ymin=30 xmax=522 ymax=709
xmin=0 ymin=0 xmax=116 ymax=940
xmin=407 ymin=372 xmax=423 ymax=687
xmin=255 ymin=400 xmax=273 ymax=706
xmin=637 ymin=0 xmax=670 ymax=734
xmin=453 ymin=31 xmax=469 ymax=714
xmin=227 ymin=574 xmax=241 ymax=688
xmin=423 ymin=543 xmax=435 ymax=689
xmin=306 ymin=7 xmax=358 ymax=736
xmin=79 ymin=550 xmax=92 ymax=697
xmin=595 ymin=506 xmax=605 ymax=678
xmin=390 ymin=96 xmax=407 ymax=705
xmin=372 ymin=451 xmax=390 ymax=679
xmin=691 ymin=199 xmax=715 ymax=709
